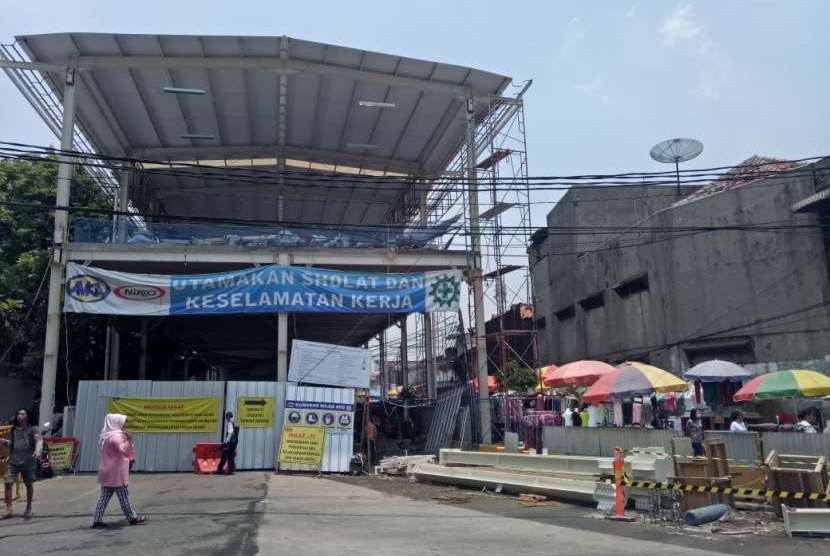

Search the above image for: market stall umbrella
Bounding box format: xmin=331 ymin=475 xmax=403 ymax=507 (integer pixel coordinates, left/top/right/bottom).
xmin=582 ymin=362 xmax=688 ymax=403
xmin=733 ymin=370 xmax=830 ymax=402
xmin=683 ymin=360 xmax=751 ymax=382
xmin=543 ymin=360 xmax=615 ymax=388
xmin=469 ymin=375 xmax=498 ymax=394
xmin=538 ymin=365 xmax=558 ymax=388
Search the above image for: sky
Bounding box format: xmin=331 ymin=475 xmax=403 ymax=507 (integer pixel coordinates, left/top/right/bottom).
xmin=1 ymin=1 xmax=829 ymax=357
xmin=2 ymin=0 xmax=828 ymax=176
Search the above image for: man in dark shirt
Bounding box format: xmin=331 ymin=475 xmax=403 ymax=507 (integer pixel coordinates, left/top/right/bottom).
xmin=2 ymin=408 xmax=38 ymax=518
xmin=215 ymin=412 xmax=238 ymax=475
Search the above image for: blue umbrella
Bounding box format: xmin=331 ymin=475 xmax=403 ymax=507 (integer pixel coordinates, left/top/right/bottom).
xmin=683 ymin=360 xmax=751 ymax=383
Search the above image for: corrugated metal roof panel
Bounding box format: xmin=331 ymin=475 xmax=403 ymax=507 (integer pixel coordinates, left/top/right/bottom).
xmin=17 ymin=32 xmax=510 ymax=176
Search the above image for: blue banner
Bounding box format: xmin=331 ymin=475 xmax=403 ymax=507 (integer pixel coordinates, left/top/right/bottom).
xmin=64 ymin=263 xmax=462 ymax=315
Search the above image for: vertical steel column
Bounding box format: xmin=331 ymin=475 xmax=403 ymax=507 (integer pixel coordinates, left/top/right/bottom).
xmin=420 ymin=185 xmax=436 ymax=401
xmin=466 ymin=96 xmax=492 ymax=444
xmin=138 ymin=318 xmax=148 ymax=380
xmin=400 ymin=318 xmax=409 ymax=420
xmin=117 ymin=169 xmax=130 ymax=242
xmin=39 ymin=68 xmax=76 ymax=429
xmin=109 ymin=326 xmax=121 ymax=380
xmin=276 ymin=35 xmax=288 ymax=222
xmin=379 ymin=331 xmax=388 ymax=401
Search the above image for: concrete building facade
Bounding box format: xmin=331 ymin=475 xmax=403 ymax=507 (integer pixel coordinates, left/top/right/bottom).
xmin=530 ymin=157 xmax=830 ymax=374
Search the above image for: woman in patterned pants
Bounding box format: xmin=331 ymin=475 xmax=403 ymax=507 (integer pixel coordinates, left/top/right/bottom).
xmin=92 ymin=414 xmax=146 ymax=528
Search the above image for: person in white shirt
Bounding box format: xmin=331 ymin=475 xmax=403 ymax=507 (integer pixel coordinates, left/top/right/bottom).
xmin=797 ymin=408 xmax=818 ymax=434
xmin=563 ymin=405 xmax=573 ymax=427
xmin=729 ymin=411 xmax=748 ymax=432
xmin=587 ymin=404 xmax=599 ymax=428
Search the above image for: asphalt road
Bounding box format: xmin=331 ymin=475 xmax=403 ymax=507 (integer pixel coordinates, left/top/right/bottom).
xmin=0 ymin=472 xmax=266 ymax=556
xmin=1 ymin=472 xmax=827 ymax=555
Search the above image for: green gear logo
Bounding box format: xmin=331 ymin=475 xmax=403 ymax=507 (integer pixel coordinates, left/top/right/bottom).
xmin=428 ymin=274 xmax=460 ymax=308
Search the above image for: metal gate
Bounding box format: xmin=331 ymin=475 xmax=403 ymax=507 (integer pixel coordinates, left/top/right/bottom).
xmin=225 ymin=381 xmax=285 ymax=470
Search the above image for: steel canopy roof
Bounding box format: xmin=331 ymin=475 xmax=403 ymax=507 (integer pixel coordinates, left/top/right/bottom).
xmin=16 ymin=32 xmax=511 ymax=176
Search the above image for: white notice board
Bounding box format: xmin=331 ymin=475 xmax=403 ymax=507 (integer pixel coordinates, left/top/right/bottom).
xmin=287 ymin=339 xmax=372 ymax=388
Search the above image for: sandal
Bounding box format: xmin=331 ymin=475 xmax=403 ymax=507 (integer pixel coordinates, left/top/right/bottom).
xmin=129 ymin=515 xmax=147 ymax=525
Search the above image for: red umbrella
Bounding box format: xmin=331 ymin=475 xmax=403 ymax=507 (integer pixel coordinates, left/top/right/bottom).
xmin=468 ymin=375 xmax=497 ymax=394
xmin=543 ymin=360 xmax=616 ymax=388
xmin=539 ymin=365 xmax=558 ymax=388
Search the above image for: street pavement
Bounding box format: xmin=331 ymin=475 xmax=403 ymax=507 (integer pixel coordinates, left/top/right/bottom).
xmin=1 ymin=472 xmax=827 ymax=555
xmin=0 ymin=472 xmax=265 ymax=556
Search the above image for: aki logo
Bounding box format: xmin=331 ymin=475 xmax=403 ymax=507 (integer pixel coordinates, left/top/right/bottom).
xmin=428 ymin=274 xmax=460 ymax=308
xmin=66 ymin=274 xmax=111 ymax=303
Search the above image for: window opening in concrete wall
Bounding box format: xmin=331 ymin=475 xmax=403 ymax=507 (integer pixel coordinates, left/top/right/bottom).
xmin=683 ymin=337 xmax=755 ymax=366
xmin=578 ymin=292 xmax=605 ymax=312
xmin=554 ymin=305 xmax=576 ymax=321
xmin=612 ymin=274 xmax=649 ymax=298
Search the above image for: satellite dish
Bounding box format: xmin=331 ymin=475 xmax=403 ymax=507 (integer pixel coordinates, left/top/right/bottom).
xmin=649 ymin=138 xmax=704 ymax=193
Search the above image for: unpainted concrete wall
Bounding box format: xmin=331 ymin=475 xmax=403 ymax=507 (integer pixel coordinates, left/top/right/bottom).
xmin=531 ymin=158 xmax=830 ymax=371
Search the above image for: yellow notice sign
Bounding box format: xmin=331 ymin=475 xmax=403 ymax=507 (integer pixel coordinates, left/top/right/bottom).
xmin=45 ymin=439 xmax=75 ymax=469
xmin=278 ymin=425 xmax=325 ymax=466
xmin=237 ymin=396 xmax=274 ymax=428
xmin=0 ymin=425 xmax=10 ymax=476
xmin=106 ymin=397 xmax=219 ymax=433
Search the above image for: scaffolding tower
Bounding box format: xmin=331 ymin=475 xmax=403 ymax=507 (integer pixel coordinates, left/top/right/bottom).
xmin=382 ymin=81 xmax=537 ymax=396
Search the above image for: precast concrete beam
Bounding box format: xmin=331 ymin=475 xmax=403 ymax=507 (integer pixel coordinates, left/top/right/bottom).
xmin=412 ymin=463 xmax=596 ymax=504
xmin=438 ymin=450 xmax=609 ymax=477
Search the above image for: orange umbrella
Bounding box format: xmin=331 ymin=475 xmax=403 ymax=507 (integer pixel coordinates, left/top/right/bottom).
xmin=543 ymin=360 xmax=616 ymax=388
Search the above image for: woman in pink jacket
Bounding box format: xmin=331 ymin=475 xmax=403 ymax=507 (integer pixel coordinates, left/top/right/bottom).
xmin=92 ymin=414 xmax=146 ymax=528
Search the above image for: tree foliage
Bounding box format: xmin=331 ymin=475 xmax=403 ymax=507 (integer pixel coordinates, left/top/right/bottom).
xmin=494 ymin=359 xmax=539 ymax=394
xmin=0 ymin=157 xmax=112 ymax=403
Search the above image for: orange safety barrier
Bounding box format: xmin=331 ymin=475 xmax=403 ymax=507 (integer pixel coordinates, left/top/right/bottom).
xmin=192 ymin=442 xmax=223 ymax=474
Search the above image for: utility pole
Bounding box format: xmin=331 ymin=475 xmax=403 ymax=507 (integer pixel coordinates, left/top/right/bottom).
xmin=39 ymin=68 xmax=76 ymax=431
xmin=466 ymin=95 xmax=492 ymax=444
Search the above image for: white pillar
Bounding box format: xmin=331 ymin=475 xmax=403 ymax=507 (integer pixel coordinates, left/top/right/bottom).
xmin=39 ymin=68 xmax=76 ymax=431
xmin=277 ymin=313 xmax=288 ymax=381
xmin=466 ymin=97 xmax=492 ymax=444
xmin=277 ymin=254 xmax=289 ymax=381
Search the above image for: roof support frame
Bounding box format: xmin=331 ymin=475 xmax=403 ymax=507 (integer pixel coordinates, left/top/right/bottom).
xmin=130 ymin=143 xmax=423 ymax=174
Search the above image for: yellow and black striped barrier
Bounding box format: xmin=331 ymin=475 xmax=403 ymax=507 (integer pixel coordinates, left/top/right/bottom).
xmin=622 ymin=478 xmax=830 ymax=501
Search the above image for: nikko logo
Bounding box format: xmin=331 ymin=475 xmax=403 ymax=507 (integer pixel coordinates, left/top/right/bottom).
xmin=66 ymin=275 xmax=111 ymax=303
xmin=114 ymin=285 xmax=165 ymax=301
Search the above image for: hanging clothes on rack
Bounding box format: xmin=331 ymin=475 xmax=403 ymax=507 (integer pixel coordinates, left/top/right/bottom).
xmin=641 ymin=398 xmax=654 ymax=428
xmin=613 ymin=400 xmax=623 ymax=427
